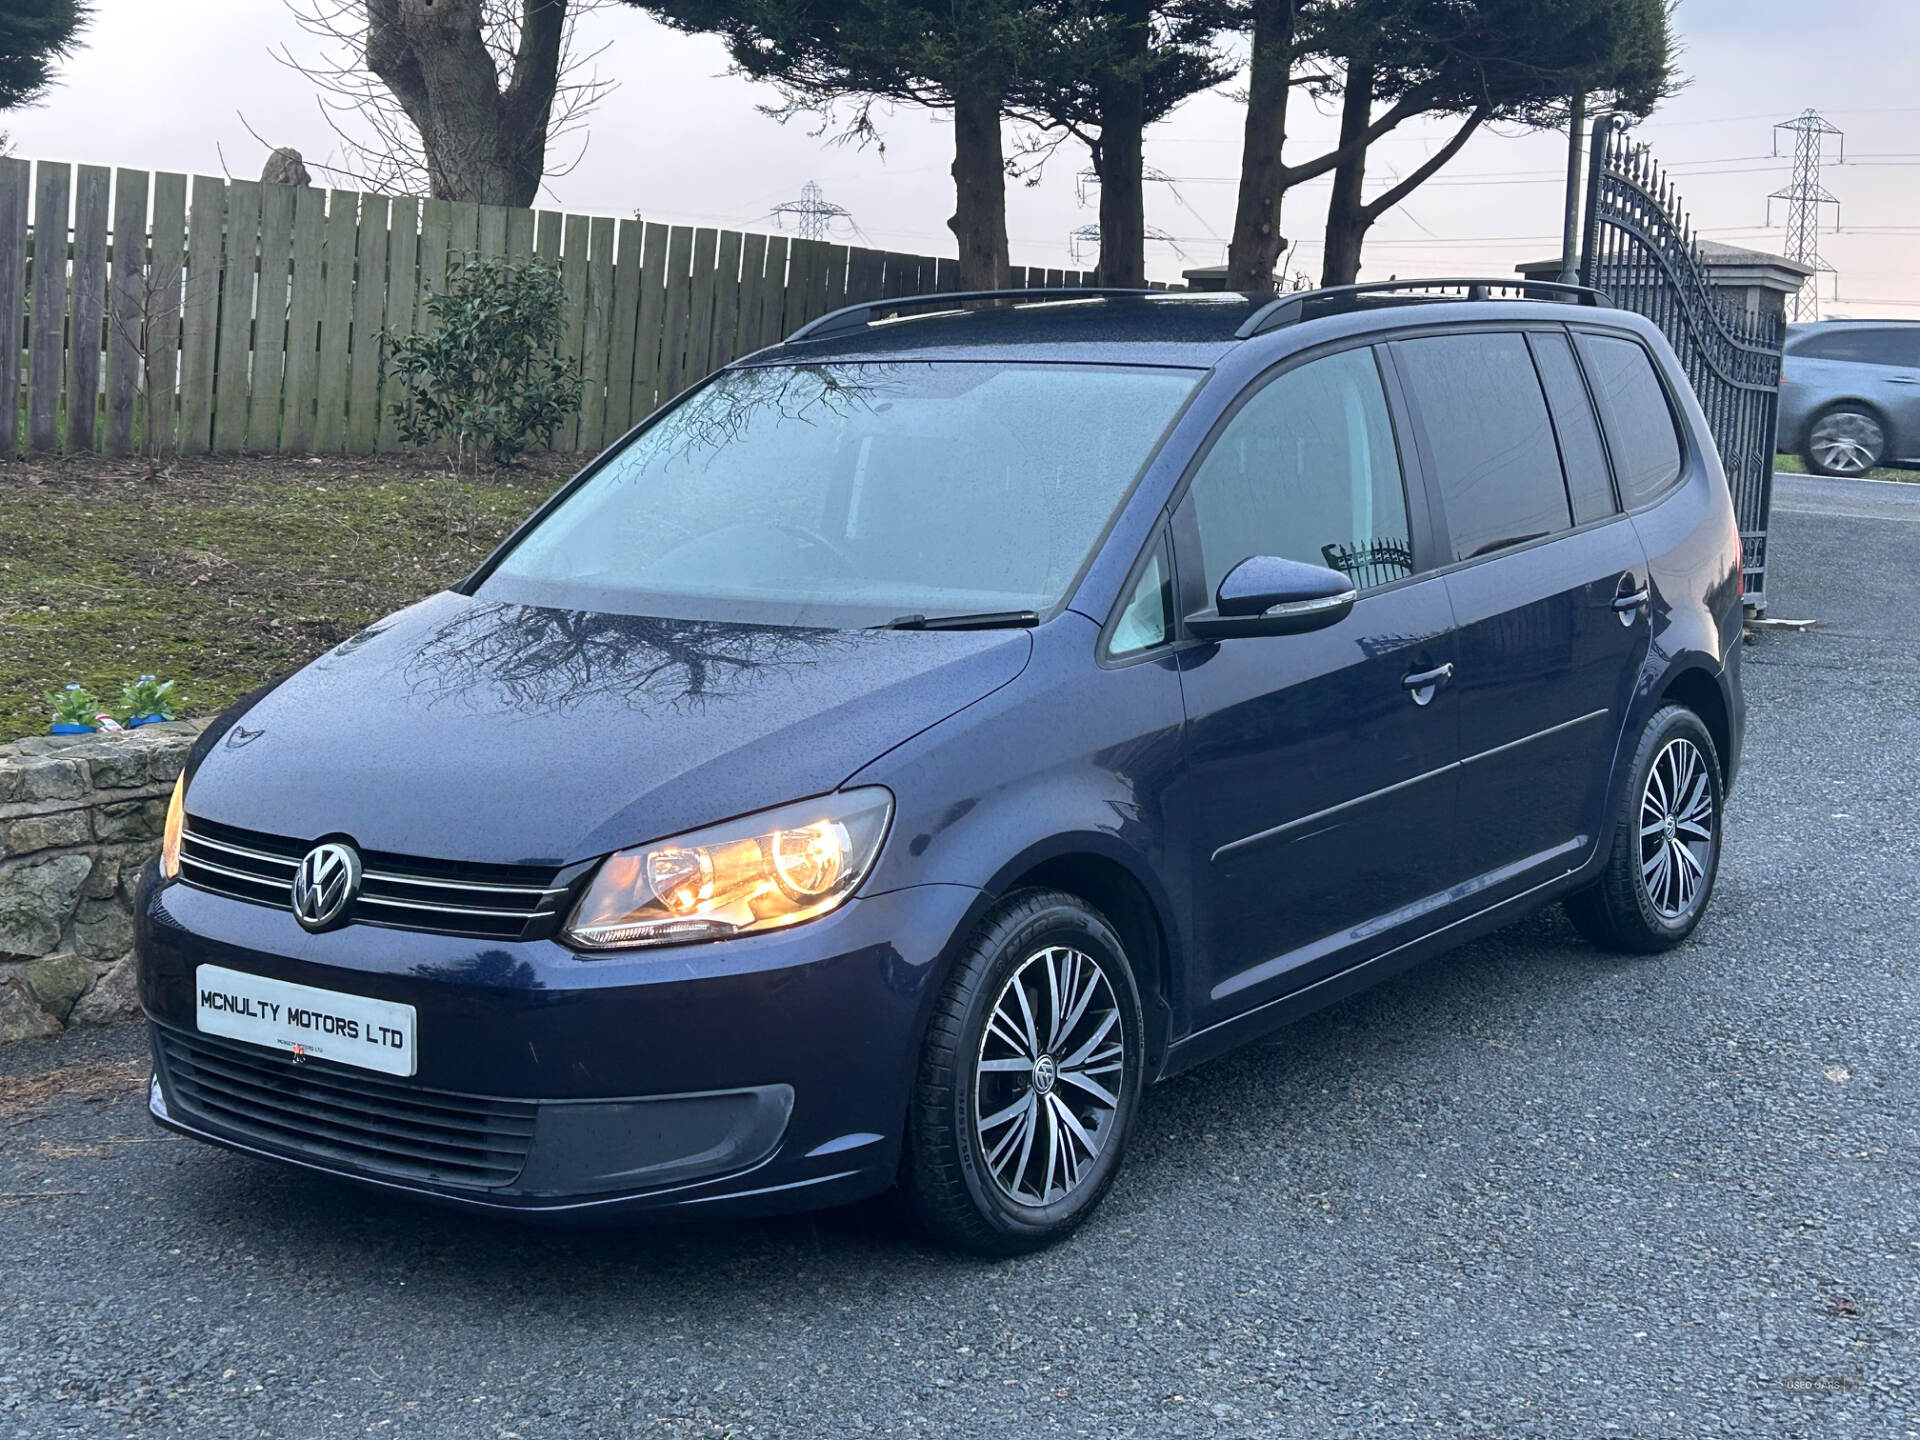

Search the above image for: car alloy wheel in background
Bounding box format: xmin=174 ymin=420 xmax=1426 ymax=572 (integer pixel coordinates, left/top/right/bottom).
xmin=1806 ymin=408 xmax=1886 ymax=476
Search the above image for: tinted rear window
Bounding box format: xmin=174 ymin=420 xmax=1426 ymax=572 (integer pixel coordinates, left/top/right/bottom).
xmin=1574 ymin=334 xmax=1684 ymax=508
xmin=1396 ymin=332 xmax=1572 ymax=563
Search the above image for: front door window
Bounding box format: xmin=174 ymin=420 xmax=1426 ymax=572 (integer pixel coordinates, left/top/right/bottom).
xmin=1183 ymin=347 xmax=1414 ymax=597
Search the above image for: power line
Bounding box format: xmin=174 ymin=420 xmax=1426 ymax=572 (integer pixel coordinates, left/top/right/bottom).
xmin=1769 ymin=110 xmax=1845 ymax=320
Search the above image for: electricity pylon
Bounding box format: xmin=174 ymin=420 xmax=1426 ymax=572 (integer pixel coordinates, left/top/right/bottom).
xmin=1769 ymin=110 xmax=1843 ymax=320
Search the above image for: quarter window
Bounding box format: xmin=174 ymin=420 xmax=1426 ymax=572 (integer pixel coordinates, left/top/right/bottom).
xmin=1396 ymin=332 xmax=1572 ymax=562
xmin=1182 ymin=348 xmax=1413 ymax=599
xmin=1528 ymin=332 xmax=1618 ymax=526
xmin=1575 ymin=333 xmax=1685 ymax=508
xmin=1108 ymin=547 xmax=1173 ymax=657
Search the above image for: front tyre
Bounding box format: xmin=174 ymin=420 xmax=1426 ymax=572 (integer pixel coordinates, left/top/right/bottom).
xmin=903 ymin=889 xmax=1145 ymax=1256
xmin=1565 ymin=705 xmax=1724 ymax=953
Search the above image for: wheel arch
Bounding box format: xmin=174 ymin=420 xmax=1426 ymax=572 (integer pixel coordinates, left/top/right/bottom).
xmin=1659 ymin=664 xmax=1732 ymax=783
xmin=971 ymin=837 xmax=1181 ymax=1080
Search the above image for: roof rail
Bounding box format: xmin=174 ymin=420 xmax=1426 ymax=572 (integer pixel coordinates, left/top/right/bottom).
xmin=784 ymin=287 xmax=1159 ymax=345
xmin=1235 ymin=277 xmax=1612 ymax=339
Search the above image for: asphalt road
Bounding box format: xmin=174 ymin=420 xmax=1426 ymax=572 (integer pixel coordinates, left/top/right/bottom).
xmin=3 ymin=474 xmax=1916 ymax=1440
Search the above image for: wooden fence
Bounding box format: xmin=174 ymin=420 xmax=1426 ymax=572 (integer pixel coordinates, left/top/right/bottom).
xmin=0 ymin=157 xmax=1099 ymax=460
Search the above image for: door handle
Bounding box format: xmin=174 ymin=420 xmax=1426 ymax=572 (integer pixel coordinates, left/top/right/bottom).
xmin=1401 ymin=662 xmax=1454 ymax=701
xmin=1611 ymin=586 xmax=1650 ymax=612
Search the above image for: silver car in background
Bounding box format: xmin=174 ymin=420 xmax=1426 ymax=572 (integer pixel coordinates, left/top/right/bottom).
xmin=1778 ymin=319 xmax=1920 ymax=476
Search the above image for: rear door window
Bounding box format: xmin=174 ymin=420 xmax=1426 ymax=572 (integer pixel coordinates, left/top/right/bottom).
xmin=1528 ymin=331 xmax=1617 ymax=526
xmin=1574 ymin=333 xmax=1685 ymax=509
xmin=1394 ymin=331 xmax=1573 ymax=562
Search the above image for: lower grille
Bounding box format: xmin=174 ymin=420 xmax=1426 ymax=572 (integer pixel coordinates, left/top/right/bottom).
xmin=154 ymin=1024 xmax=536 ymax=1190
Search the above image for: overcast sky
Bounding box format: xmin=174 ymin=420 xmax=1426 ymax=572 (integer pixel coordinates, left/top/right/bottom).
xmin=6 ymin=0 xmax=1917 ymax=315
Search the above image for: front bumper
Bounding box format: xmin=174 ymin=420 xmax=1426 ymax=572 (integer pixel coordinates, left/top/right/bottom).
xmin=139 ymin=867 xmax=982 ymax=1220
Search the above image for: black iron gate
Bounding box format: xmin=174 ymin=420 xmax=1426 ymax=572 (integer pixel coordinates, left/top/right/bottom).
xmin=1579 ymin=115 xmax=1782 ymax=609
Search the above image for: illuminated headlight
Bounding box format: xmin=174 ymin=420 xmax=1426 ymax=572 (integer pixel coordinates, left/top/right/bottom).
xmin=159 ymin=771 xmax=187 ymax=880
xmin=564 ymin=788 xmax=893 ymax=950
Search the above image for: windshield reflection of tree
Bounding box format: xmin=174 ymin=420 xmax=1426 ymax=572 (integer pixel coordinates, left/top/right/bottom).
xmin=402 ymin=602 xmax=851 ymax=714
xmin=652 ymin=363 xmax=898 ymax=462
xmin=581 ymin=363 xmax=904 ymax=566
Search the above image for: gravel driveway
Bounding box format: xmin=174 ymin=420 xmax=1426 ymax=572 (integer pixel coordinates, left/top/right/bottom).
xmin=3 ymin=474 xmax=1915 ymax=1440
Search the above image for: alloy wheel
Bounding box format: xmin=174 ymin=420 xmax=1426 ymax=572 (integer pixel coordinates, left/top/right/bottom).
xmin=973 ymin=945 xmax=1125 ymax=1206
xmin=1809 ymin=411 xmax=1885 ymax=475
xmin=1639 ymin=736 xmax=1714 ymax=920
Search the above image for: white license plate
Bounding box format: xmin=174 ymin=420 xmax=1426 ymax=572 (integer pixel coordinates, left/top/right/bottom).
xmin=195 ymin=964 xmax=417 ymax=1077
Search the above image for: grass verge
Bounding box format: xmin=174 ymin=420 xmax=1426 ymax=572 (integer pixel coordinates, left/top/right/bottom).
xmin=1 ymin=453 xmax=571 ymax=743
xmin=1773 ymin=452 xmax=1914 ymax=483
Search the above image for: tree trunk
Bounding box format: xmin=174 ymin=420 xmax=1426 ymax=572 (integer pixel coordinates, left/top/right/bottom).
xmin=1320 ymin=48 xmax=1375 ymax=289
xmin=1332 ymin=106 xmax=1490 ymax=286
xmin=1227 ymin=0 xmax=1297 ymax=294
xmin=365 ymin=0 xmax=565 ymax=207
xmin=947 ymin=83 xmax=1010 ymax=290
xmin=1095 ymin=0 xmax=1152 ymax=288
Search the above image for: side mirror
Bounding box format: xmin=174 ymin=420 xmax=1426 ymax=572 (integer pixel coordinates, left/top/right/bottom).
xmin=1185 ymin=556 xmax=1357 ymax=640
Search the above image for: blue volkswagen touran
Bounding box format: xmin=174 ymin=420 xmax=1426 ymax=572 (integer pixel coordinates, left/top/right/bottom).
xmin=141 ymin=281 xmax=1744 ymax=1254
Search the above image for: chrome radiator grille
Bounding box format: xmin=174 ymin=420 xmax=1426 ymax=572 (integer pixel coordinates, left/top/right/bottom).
xmin=177 ymin=817 xmax=573 ymax=940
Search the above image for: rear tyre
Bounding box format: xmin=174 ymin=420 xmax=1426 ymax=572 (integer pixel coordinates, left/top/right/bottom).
xmin=1565 ymin=705 xmax=1723 ymax=954
xmin=1804 ymin=406 xmax=1886 ymax=477
xmin=902 ymin=889 xmax=1145 ymax=1256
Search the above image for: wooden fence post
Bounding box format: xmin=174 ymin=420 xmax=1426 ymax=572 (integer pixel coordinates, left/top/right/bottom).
xmin=278 ymin=185 xmax=326 ymax=453
xmin=345 ymin=192 xmax=389 ymax=453
xmin=710 ymin=229 xmax=743 ymax=375
xmin=64 ymin=165 xmax=110 ymax=453
xmin=313 ymin=189 xmax=358 ymax=453
xmin=416 ymin=197 xmax=452 ymax=338
xmin=0 ymin=158 xmax=32 ymax=457
xmin=175 ymin=174 xmax=224 ymax=455
xmin=656 ymin=225 xmax=695 ymax=404
xmin=556 ymin=213 xmax=590 ymax=448
xmin=146 ymin=173 xmax=187 ymax=456
xmin=603 ymin=216 xmax=642 ymax=439
xmin=105 ymin=167 xmax=149 ymax=458
xmin=27 ymin=161 xmax=71 ymax=453
xmin=212 ymin=179 xmax=261 ymax=452
xmin=631 ymin=221 xmax=669 ymax=420
xmin=245 ymin=181 xmax=296 ymax=453
xmin=577 ymin=213 xmax=615 ymax=452
xmin=377 ymin=194 xmax=418 ymax=451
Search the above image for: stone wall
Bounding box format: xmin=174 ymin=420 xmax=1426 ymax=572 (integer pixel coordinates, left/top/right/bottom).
xmin=0 ymin=722 xmax=206 ymax=1045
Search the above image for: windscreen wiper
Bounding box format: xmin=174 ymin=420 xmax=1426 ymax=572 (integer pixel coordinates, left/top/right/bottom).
xmin=875 ymin=609 xmax=1041 ymax=631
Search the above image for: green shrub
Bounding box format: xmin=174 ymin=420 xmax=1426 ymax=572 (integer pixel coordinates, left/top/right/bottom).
xmin=384 ymin=257 xmax=585 ymax=467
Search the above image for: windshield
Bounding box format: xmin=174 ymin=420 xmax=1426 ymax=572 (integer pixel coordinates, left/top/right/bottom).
xmin=480 ymin=361 xmax=1200 ymax=627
